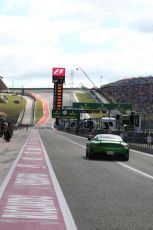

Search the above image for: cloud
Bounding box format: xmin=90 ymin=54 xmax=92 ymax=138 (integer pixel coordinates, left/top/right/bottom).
xmin=0 ymin=0 xmax=153 ymax=88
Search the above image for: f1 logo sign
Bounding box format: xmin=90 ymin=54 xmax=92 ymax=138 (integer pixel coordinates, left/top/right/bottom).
xmin=52 ymin=67 xmax=65 ymax=76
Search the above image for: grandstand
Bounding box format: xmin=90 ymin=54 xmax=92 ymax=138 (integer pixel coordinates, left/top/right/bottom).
xmin=97 ymin=76 xmax=153 ymax=114
xmin=96 ymin=76 xmax=153 ymax=131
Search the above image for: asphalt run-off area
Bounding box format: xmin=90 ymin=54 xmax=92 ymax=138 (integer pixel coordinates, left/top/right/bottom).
xmin=0 ymin=129 xmax=77 ymax=230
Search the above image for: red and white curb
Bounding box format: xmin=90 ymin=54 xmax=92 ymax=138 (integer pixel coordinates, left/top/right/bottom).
xmin=31 ymin=93 xmax=50 ymax=127
xmin=0 ymin=129 xmax=77 ymax=230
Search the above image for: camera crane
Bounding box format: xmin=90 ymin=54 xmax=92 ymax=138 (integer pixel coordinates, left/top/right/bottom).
xmin=76 ymin=67 xmax=97 ymax=89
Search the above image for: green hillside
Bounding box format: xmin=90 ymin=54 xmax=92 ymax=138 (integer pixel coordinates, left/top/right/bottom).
xmin=0 ymin=94 xmax=26 ymax=122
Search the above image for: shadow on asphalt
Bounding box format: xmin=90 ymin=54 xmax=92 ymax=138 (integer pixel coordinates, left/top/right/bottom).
xmin=82 ymin=155 xmax=128 ymax=162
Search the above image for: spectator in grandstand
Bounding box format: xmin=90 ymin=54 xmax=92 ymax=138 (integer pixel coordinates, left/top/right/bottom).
xmin=98 ymin=76 xmax=153 ymax=114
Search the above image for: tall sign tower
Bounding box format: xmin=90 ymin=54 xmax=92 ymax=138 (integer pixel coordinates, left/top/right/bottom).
xmin=52 ymin=67 xmax=65 ymax=124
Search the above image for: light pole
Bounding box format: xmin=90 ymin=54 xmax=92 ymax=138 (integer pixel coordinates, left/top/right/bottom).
xmin=100 ymin=75 xmax=102 ymax=87
xmin=70 ymin=70 xmax=74 ymax=106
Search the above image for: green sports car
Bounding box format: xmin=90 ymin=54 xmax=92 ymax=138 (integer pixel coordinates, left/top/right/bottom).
xmin=86 ymin=134 xmax=129 ymax=161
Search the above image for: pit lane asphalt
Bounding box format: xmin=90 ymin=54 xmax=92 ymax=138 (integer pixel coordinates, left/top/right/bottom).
xmin=1 ymin=126 xmax=153 ymax=229
xmin=39 ymin=127 xmax=153 ymax=230
xmin=1 ymin=90 xmax=153 ymax=229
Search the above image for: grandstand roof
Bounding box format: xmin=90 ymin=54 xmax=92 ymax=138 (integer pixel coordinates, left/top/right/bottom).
xmin=0 ymin=78 xmax=7 ymax=91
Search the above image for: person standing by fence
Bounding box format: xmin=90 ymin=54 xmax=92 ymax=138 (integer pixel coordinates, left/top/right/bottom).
xmin=3 ymin=122 xmax=11 ymax=142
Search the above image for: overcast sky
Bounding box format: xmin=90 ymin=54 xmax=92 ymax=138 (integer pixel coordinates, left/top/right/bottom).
xmin=0 ymin=0 xmax=153 ymax=88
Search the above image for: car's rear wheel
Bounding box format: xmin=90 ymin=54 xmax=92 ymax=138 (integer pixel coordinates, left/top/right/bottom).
xmin=123 ymin=153 xmax=129 ymax=161
xmin=88 ymin=151 xmax=93 ymax=160
xmin=86 ymin=148 xmax=89 ymax=158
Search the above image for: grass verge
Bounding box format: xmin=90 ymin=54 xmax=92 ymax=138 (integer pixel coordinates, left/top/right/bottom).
xmin=0 ymin=94 xmax=26 ymax=122
xmin=75 ymin=92 xmax=95 ymax=103
xmin=75 ymin=91 xmax=104 ymax=118
xmin=35 ymin=98 xmax=43 ymax=123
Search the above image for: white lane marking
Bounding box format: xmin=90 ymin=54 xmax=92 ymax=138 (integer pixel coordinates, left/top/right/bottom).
xmin=22 ymin=157 xmax=42 ymax=160
xmin=131 ymin=149 xmax=153 ymax=158
xmin=54 ymin=132 xmax=86 ymax=149
xmin=54 ymin=130 xmax=87 ymax=140
xmin=26 ymin=147 xmax=42 ymax=151
xmin=17 ymin=164 xmax=44 ymax=169
xmin=117 ymin=162 xmax=153 ymax=180
xmin=15 ymin=173 xmax=50 ymax=186
xmin=24 ymin=152 xmax=41 ymax=155
xmin=37 ymin=131 xmax=77 ymax=230
xmin=2 ymin=195 xmax=58 ymax=221
xmin=52 ymin=131 xmax=153 ymax=180
xmin=24 ymin=151 xmax=42 ymax=153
